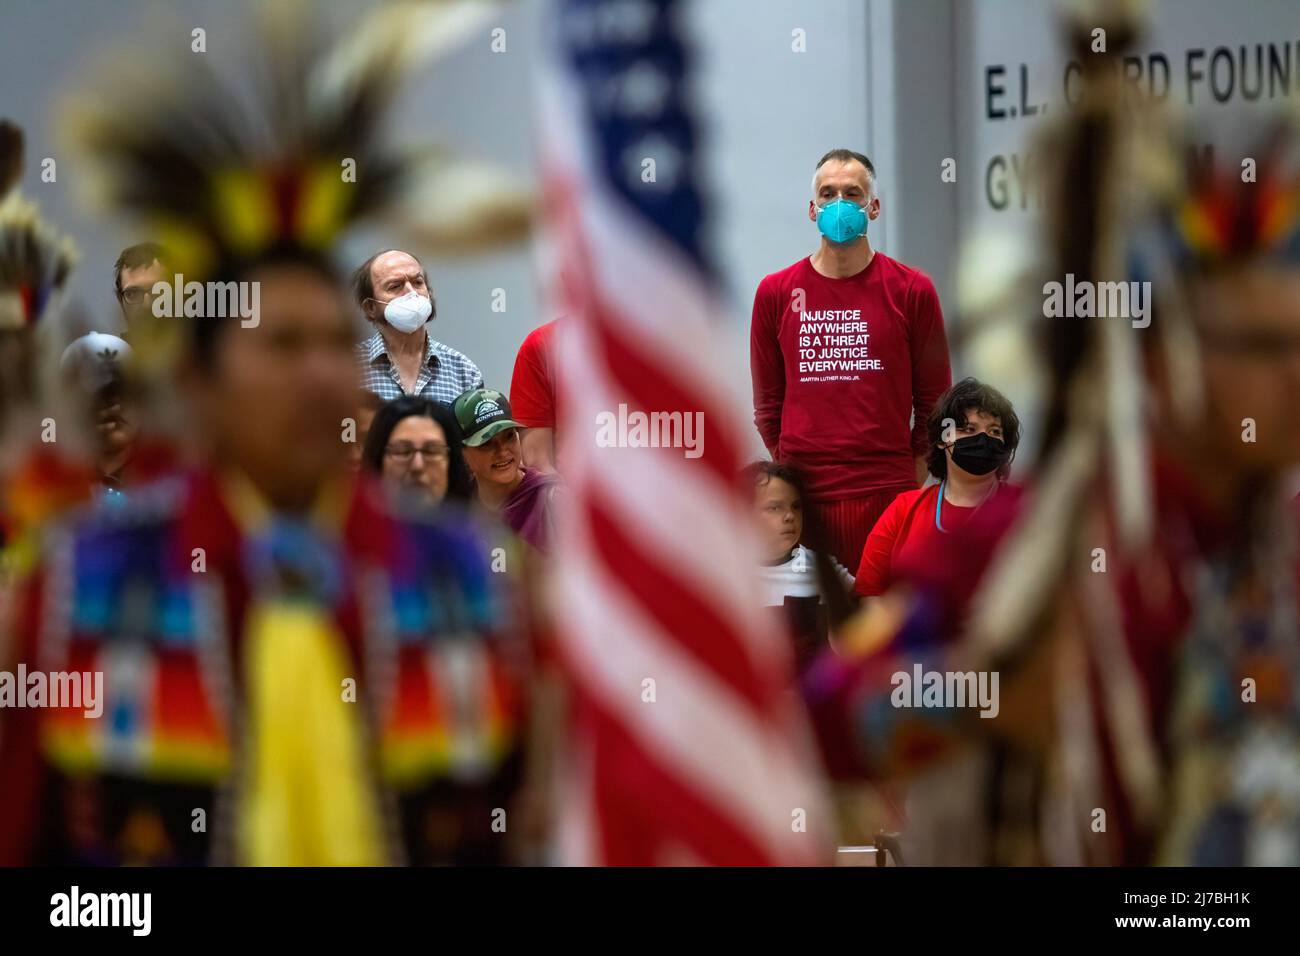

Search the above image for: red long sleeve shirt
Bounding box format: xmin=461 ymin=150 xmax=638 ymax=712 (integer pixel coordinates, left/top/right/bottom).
xmin=509 ymin=319 xmax=558 ymax=428
xmin=750 ymin=253 xmax=951 ymax=501
xmin=853 ymin=483 xmax=1024 ymax=597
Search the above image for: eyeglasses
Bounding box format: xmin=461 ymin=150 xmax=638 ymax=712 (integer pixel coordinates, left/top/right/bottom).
xmin=119 ymin=286 xmax=156 ymax=306
xmin=385 ymin=442 xmax=449 ymax=464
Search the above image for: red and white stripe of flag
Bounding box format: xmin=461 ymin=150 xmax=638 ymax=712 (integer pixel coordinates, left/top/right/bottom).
xmin=536 ymin=30 xmax=831 ymax=868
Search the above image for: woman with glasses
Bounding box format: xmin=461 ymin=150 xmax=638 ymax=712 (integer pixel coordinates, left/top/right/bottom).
xmin=360 ymin=396 xmax=472 ymax=505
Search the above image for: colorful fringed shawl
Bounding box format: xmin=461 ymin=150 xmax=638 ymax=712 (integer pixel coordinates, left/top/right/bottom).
xmin=8 ymin=470 xmax=526 ymax=865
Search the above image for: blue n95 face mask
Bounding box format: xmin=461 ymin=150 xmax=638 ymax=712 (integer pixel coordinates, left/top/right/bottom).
xmin=816 ymin=197 xmax=868 ymax=244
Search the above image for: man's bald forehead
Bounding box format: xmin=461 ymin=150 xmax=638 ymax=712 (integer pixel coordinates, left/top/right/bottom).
xmin=370 ymin=249 xmax=425 ymax=282
xmin=352 ymin=247 xmax=429 ymax=306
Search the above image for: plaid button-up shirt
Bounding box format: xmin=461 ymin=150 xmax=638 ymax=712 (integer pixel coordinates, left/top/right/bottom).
xmin=357 ymin=328 xmax=483 ymax=405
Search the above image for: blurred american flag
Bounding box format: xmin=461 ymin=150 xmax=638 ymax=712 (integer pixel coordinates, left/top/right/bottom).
xmin=537 ymin=0 xmax=829 ymax=865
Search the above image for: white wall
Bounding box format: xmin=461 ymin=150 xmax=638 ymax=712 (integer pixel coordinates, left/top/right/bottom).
xmin=956 ymin=0 xmax=1300 ymax=237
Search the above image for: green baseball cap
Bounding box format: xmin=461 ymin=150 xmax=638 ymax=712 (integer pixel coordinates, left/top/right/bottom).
xmin=453 ymin=387 xmax=523 ymax=447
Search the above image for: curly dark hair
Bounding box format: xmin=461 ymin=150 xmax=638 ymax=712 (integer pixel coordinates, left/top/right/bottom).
xmin=742 ymin=459 xmax=806 ymax=498
xmin=925 ymin=377 xmax=1020 ymax=481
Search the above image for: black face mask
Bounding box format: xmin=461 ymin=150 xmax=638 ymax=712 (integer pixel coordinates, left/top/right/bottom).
xmin=949 ymin=432 xmax=1009 ymax=477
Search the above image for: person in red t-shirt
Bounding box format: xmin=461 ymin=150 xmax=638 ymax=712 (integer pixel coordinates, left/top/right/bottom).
xmin=751 ymin=148 xmax=951 ymax=569
xmin=854 ymin=378 xmax=1021 ymax=597
xmin=509 ymin=319 xmax=559 ymax=474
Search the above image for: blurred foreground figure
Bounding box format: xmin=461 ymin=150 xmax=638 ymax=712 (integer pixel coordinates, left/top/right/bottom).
xmin=59 ymin=333 xmax=138 ymax=500
xmin=0 ymin=119 xmax=85 ymax=580
xmin=0 ymin=5 xmax=536 ymax=866
xmin=808 ymin=5 xmax=1300 ymax=865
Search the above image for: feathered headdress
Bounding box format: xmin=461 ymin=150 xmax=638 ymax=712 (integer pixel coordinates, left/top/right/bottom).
xmin=1152 ymin=118 xmax=1300 ymax=272
xmin=61 ymin=0 xmax=530 ymax=286
xmin=0 ymin=120 xmax=79 ymax=439
xmin=0 ymin=120 xmax=86 ymax=548
xmin=0 ymin=122 xmax=78 ymax=333
xmin=964 ymin=0 xmax=1300 ymax=669
xmin=956 ymin=0 xmax=1160 ymax=668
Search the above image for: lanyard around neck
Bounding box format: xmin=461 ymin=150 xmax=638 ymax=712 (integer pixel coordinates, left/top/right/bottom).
xmin=934 ymin=480 xmax=949 ymax=533
xmin=934 ymin=479 xmax=998 ymax=533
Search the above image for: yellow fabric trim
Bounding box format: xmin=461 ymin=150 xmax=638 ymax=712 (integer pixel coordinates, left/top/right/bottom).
xmin=238 ymin=601 xmax=384 ymax=866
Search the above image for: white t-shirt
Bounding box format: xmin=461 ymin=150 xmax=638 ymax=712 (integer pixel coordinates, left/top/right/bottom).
xmin=758 ymin=545 xmax=854 ymax=607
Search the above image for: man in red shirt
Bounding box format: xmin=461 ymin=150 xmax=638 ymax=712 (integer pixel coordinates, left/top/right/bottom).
xmin=750 ymin=148 xmax=951 ymax=568
xmin=509 ymin=319 xmax=559 ymax=474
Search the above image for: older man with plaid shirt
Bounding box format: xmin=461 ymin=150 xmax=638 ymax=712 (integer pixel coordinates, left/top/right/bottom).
xmin=353 ymin=248 xmax=483 ymax=404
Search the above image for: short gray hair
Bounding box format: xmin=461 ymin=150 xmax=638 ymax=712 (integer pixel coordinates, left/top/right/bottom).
xmin=811 ymin=148 xmax=877 ymax=200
